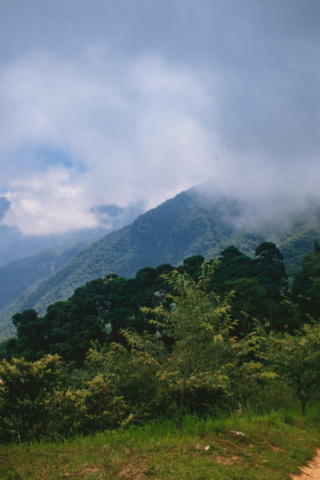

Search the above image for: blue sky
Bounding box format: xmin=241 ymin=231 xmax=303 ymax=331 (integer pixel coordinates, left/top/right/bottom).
xmin=0 ymin=0 xmax=319 ymax=234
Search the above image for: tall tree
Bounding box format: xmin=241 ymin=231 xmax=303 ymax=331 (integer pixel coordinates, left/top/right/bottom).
xmin=252 ymin=242 xmax=287 ymax=295
xmin=292 ymin=242 xmax=320 ymax=322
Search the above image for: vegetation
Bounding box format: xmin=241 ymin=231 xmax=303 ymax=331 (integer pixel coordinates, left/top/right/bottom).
xmin=1 ymin=411 xmax=320 ymax=479
xmin=0 ymin=238 xmax=319 ymax=477
xmin=0 ymin=243 xmax=90 ymax=311
xmin=0 ymin=242 xmax=319 ymax=437
xmin=262 ymin=324 xmax=320 ymax=415
xmin=291 ymin=242 xmax=320 ymax=322
xmin=0 ymin=241 xmax=296 ymax=365
xmin=0 ymin=187 xmax=319 ymax=338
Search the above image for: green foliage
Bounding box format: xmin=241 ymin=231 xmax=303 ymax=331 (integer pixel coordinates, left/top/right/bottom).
xmin=0 ymin=354 xmax=61 ymax=442
xmin=213 ymin=243 xmax=295 ymax=333
xmin=89 ymin=337 xmax=166 ymax=423
xmin=143 ymin=262 xmax=234 ymax=429
xmin=46 ymin=374 xmax=127 ymax=437
xmin=214 ymin=246 xmax=253 ymax=285
xmin=261 ymin=324 xmax=320 ymax=415
xmin=86 ymin=262 xmax=276 ymax=431
xmin=2 ymin=240 xmax=305 ymax=364
xmin=0 ymin=355 xmax=127 ymax=443
xmin=1 ymin=249 xmax=320 ymax=444
xmin=292 ymin=242 xmax=320 ymax=321
xmin=252 ymin=242 xmax=287 ymax=294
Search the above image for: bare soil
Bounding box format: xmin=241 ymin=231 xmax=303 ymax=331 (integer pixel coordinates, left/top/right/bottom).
xmin=291 ymin=448 xmax=320 ymax=480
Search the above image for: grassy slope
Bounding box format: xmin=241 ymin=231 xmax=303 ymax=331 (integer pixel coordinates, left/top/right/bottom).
xmin=1 ymin=411 xmax=320 ymax=479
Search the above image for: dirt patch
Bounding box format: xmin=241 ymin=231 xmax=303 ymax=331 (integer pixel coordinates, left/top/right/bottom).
xmin=118 ymin=461 xmax=147 ymax=479
xmin=264 ymin=441 xmax=285 ymax=453
xmin=61 ymin=466 xmax=101 ymax=477
xmin=291 ymin=448 xmax=320 ymax=480
xmin=215 ymin=456 xmax=241 ymax=465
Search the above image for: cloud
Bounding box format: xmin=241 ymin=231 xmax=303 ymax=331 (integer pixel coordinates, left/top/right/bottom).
xmin=0 ymin=50 xmax=219 ymax=234
xmin=2 ymin=167 xmax=98 ymax=235
xmin=0 ymin=1 xmax=319 ymax=235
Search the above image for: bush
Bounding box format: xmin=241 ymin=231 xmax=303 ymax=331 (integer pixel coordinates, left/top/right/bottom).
xmin=0 ymin=356 xmax=127 ymax=443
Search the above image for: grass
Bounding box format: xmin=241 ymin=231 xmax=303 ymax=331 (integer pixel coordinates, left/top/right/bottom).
xmin=1 ymin=408 xmax=320 ymax=479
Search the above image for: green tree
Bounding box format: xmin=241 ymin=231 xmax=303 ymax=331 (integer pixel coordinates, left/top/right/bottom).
xmin=216 ymin=246 xmax=253 ymax=285
xmin=0 ymin=355 xmax=61 ymax=442
xmin=0 ymin=354 xmax=127 ymax=443
xmin=261 ymin=324 xmax=320 ymax=415
xmin=11 ymin=309 xmax=46 ymax=360
xmin=142 ymin=262 xmax=236 ymax=429
xmin=88 ymin=336 xmax=166 ymax=423
xmin=252 ymin=242 xmax=287 ymax=295
xmin=178 ymin=255 xmax=205 ymax=277
xmin=292 ymin=242 xmax=320 ymax=322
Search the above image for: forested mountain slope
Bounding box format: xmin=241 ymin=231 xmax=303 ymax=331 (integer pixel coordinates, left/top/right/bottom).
xmin=0 ymin=186 xmax=319 ymax=338
xmin=0 ymin=242 xmax=91 ymax=311
xmin=0 ymin=201 xmax=144 ymax=268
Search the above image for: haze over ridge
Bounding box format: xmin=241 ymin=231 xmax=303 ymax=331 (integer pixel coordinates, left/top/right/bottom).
xmin=0 ymin=0 xmax=318 ymax=237
xmin=1 ymin=181 xmax=319 ymax=341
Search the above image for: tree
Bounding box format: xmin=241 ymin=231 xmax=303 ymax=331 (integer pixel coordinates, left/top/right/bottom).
xmin=252 ymin=242 xmax=287 ymax=295
xmin=292 ymin=242 xmax=320 ymax=322
xmin=0 ymin=355 xmax=61 ymax=442
xmin=11 ymin=309 xmax=46 ymax=360
xmin=0 ymin=354 xmax=127 ymax=442
xmin=142 ymin=262 xmax=235 ymax=429
xmin=219 ymin=246 xmax=253 ymax=282
xmin=225 ymin=278 xmax=266 ymax=336
xmin=261 ymin=324 xmax=320 ymax=415
xmin=179 ymin=255 xmax=205 ymax=277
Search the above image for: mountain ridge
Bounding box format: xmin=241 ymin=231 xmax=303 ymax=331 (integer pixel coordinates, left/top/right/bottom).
xmin=0 ymin=186 xmax=319 ymax=338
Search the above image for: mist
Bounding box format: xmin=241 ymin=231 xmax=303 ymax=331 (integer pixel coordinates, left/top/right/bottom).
xmin=0 ymin=0 xmax=319 ymax=236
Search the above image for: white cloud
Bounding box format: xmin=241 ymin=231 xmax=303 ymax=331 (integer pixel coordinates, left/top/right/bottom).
xmin=0 ymin=35 xmax=319 ymax=236
xmin=0 ymin=49 xmax=220 ymax=234
xmin=2 ymin=167 xmax=98 ymax=235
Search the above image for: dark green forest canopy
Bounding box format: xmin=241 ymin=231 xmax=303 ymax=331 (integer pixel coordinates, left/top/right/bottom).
xmin=3 ymin=240 xmax=317 ymax=365
xmin=291 ymin=242 xmax=320 ymax=323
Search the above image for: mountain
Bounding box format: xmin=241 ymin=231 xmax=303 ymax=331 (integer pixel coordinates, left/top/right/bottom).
xmin=0 ymin=242 xmax=91 ymax=312
xmin=0 ymin=200 xmax=145 ymax=267
xmin=0 ymin=186 xmax=319 ymax=338
xmin=0 ymin=201 xmax=144 ymax=315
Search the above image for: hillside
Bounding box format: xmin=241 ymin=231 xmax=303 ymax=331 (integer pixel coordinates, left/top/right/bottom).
xmin=1 ymin=414 xmax=320 ymax=479
xmin=0 ymin=186 xmax=319 ymax=338
xmin=0 ymin=242 xmax=92 ymax=311
xmin=0 ymin=200 xmax=144 ymax=267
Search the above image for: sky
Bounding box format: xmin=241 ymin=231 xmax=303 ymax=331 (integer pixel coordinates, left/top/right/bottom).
xmin=0 ymin=0 xmax=319 ymax=235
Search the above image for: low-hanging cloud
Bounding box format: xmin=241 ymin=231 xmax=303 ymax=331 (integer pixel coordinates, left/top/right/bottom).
xmin=0 ymin=0 xmax=319 ymax=235
xmin=0 ymin=51 xmax=220 ymax=234
xmin=2 ymin=167 xmax=98 ymax=235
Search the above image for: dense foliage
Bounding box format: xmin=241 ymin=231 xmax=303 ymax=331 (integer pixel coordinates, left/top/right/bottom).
xmin=291 ymin=242 xmax=320 ymax=322
xmin=1 ymin=241 xmax=295 ymax=365
xmin=0 ymin=241 xmax=319 ymax=443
